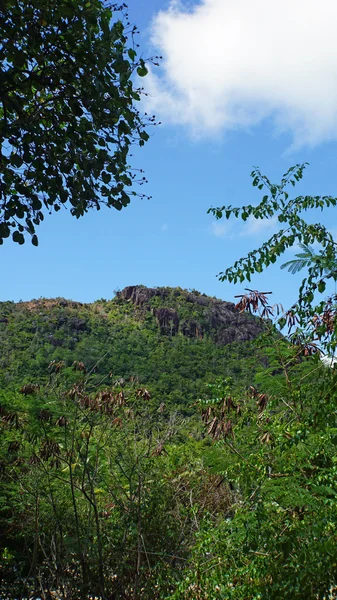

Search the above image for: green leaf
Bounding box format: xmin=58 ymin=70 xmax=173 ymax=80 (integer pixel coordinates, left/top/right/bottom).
xmin=318 ymin=280 xmax=326 ymax=293
xmin=102 ymin=172 xmax=111 ymax=184
xmin=137 ymin=65 xmax=148 ymax=77
xmin=128 ymin=48 xmax=137 ymax=61
xmin=12 ymin=231 xmax=25 ymax=245
xmin=32 ymin=198 xmax=43 ymax=210
xmin=0 ymin=223 xmax=10 ymax=238
xmin=10 ymin=154 xmax=23 ymax=168
xmin=140 ymin=131 xmax=149 ymax=142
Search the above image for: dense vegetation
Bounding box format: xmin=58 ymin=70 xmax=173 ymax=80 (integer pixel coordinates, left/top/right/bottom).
xmin=0 ymin=285 xmax=266 ymax=598
xmin=1 ymin=284 xmax=337 ymax=598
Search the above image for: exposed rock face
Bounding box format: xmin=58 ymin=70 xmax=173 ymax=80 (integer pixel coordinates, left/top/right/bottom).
xmin=119 ymin=285 xmax=264 ymax=346
xmin=153 ymin=308 xmax=180 ymax=335
xmin=205 ymin=301 xmax=261 ymax=344
xmin=119 ymin=286 xmax=164 ymax=306
xmin=180 ymin=320 xmax=203 ymax=339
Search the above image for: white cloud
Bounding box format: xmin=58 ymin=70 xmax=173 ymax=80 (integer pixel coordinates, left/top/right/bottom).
xmin=210 ymin=221 xmax=231 ymax=237
xmin=210 ymin=215 xmax=277 ymax=238
xmin=146 ymin=0 xmax=337 ymax=146
xmin=161 ymin=223 xmax=169 ymax=232
xmin=240 ymin=216 xmax=278 ymax=237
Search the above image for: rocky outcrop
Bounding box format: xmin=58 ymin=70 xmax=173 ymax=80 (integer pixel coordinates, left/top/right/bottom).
xmin=180 ymin=320 xmax=203 ymax=339
xmin=205 ymin=301 xmax=262 ymax=344
xmin=118 ymin=285 xmax=264 ymax=346
xmin=119 ymin=285 xmax=166 ymax=307
xmin=153 ymin=308 xmax=180 ymax=335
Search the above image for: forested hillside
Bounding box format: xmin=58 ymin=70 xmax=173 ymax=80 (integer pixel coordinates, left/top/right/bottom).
xmin=2 ymin=285 xmax=336 ymax=599
xmin=0 ymin=285 xmax=264 ymax=409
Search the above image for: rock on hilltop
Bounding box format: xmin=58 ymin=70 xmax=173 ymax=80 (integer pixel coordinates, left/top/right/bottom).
xmin=117 ymin=285 xmax=264 ymax=345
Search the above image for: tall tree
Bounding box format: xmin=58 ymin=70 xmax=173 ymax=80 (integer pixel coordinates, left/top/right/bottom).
xmin=0 ymin=0 xmax=155 ymax=245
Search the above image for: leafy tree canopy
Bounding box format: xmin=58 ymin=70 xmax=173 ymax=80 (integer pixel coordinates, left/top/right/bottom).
xmin=0 ymin=0 xmax=155 ymax=245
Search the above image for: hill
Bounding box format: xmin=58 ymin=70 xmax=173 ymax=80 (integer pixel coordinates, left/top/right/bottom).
xmin=1 ymin=285 xmax=331 ymax=600
xmin=0 ymin=285 xmax=281 ymax=600
xmin=0 ymin=285 xmax=265 ymax=410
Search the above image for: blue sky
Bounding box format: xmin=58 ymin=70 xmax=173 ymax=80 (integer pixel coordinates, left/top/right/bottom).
xmin=2 ymin=0 xmax=337 ymax=310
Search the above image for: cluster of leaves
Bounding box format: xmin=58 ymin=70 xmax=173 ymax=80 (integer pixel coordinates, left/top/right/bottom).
xmin=0 ymin=0 xmax=157 ymax=245
xmin=280 ymin=243 xmax=334 ymax=276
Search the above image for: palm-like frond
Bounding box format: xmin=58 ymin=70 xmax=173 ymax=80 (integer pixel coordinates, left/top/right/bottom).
xmin=281 ymin=243 xmax=337 ymax=276
xmin=281 ymin=244 xmax=316 ymax=275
